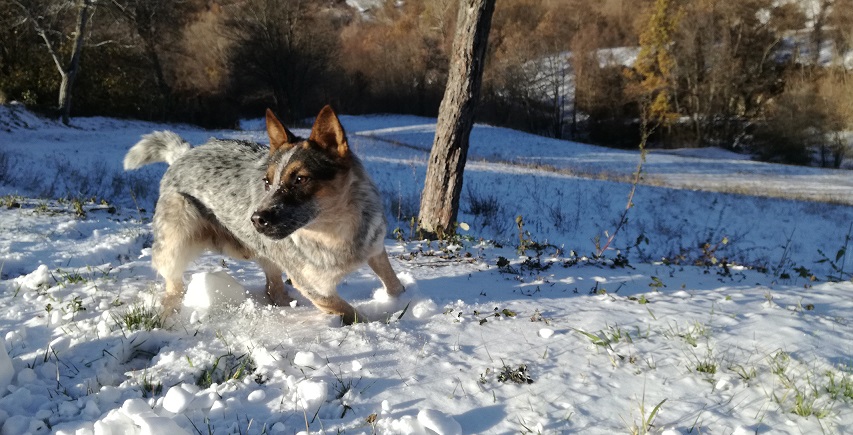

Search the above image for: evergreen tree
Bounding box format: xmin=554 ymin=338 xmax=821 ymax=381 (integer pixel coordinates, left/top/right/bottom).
xmin=631 ymin=0 xmax=681 ymax=126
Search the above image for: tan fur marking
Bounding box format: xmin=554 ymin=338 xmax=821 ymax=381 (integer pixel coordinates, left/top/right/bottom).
xmin=309 ymin=105 xmax=349 ymax=159
xmin=305 ymin=294 xmax=361 ymax=325
xmin=265 ymin=163 xmax=279 ymax=187
xmin=282 ymin=161 xmax=306 ymax=182
xmin=196 ymin=219 xmax=253 ymax=260
xmin=368 ymin=250 xmax=405 ymax=297
xmin=258 ymin=258 xmax=291 ymax=306
xmin=311 ymin=171 xmax=348 ymax=199
xmin=298 ymin=172 xmax=360 ymax=250
xmin=266 ymin=109 xmax=295 ymax=154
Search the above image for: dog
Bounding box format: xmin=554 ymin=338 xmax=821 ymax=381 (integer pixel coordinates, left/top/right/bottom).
xmin=123 ymin=105 xmax=405 ymax=324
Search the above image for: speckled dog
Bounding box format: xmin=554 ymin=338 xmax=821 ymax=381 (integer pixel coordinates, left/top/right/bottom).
xmin=123 ymin=106 xmax=404 ymax=324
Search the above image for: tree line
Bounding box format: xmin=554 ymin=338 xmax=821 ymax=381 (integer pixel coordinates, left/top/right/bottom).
xmin=1 ymin=0 xmax=851 ymax=166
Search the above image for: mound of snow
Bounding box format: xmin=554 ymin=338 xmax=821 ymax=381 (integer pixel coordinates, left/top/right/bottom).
xmin=293 ymin=351 xmax=323 ymax=368
xmin=182 ymin=271 xmax=247 ymax=313
xmin=296 ymin=380 xmax=328 ymax=417
xmin=94 ymin=398 xmax=190 ymax=435
xmin=14 ymin=265 xmax=50 ymax=291
xmin=358 ymin=272 xmax=434 ymax=321
xmin=417 ymin=409 xmax=462 ymax=435
xmin=0 ymin=103 xmax=59 ymax=132
xmin=0 ymin=337 xmax=14 ymax=397
xmin=162 ymin=385 xmax=194 ymax=414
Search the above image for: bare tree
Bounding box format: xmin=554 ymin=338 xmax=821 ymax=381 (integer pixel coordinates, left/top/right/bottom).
xmin=107 ymin=0 xmax=192 ymax=118
xmin=418 ymin=0 xmax=495 ymax=238
xmin=224 ymin=0 xmax=339 ymax=119
xmin=809 ymin=0 xmax=833 ymax=65
xmin=13 ymin=0 xmax=95 ymax=125
xmin=671 ymin=0 xmax=790 ymax=148
xmin=829 ymin=0 xmax=853 ymax=56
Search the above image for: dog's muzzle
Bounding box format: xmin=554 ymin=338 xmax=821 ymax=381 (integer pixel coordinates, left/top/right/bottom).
xmin=251 ymin=210 xmax=290 ymax=239
xmin=251 ymin=203 xmax=316 ymax=239
xmin=251 ymin=210 xmax=272 ymax=231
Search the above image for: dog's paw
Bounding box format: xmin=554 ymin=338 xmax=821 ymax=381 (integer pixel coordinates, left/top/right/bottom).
xmin=340 ymin=309 xmax=370 ymax=326
xmin=267 ymin=288 xmax=294 ymax=307
xmin=160 ymin=293 xmax=183 ymax=317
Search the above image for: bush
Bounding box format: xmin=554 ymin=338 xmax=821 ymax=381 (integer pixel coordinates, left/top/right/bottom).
xmin=752 ymin=71 xmax=851 ymax=166
xmin=752 ymin=81 xmax=825 ymax=165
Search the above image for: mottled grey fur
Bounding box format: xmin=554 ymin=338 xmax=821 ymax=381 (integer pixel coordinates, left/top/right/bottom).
xmin=124 ymin=112 xmax=404 ymax=325
xmin=123 ymin=131 xmax=190 ymax=168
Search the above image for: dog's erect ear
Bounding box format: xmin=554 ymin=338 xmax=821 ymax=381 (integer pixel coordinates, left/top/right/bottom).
xmin=309 ymin=105 xmax=349 ymax=159
xmin=266 ymin=109 xmax=296 ymax=153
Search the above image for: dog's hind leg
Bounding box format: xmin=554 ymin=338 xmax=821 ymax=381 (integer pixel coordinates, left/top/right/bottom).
xmin=152 ymin=193 xmax=207 ymax=314
xmin=257 ymin=259 xmax=292 ymax=306
xmin=368 ymin=249 xmax=405 ymax=297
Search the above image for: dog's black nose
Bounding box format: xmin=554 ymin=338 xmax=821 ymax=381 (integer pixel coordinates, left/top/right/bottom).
xmin=251 ymin=211 xmax=270 ymax=229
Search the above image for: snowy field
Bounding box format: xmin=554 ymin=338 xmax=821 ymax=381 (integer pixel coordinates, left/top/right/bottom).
xmin=1 ymin=103 xmax=852 ymax=434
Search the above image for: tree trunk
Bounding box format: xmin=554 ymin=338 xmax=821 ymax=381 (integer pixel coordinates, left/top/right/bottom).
xmin=59 ymin=0 xmax=93 ymax=125
xmin=418 ymin=0 xmax=495 ymax=239
xmin=143 ymin=39 xmax=172 ymax=119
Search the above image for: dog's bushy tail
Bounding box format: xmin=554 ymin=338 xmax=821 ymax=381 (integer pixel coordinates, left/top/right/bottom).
xmin=123 ymin=131 xmax=191 ymax=170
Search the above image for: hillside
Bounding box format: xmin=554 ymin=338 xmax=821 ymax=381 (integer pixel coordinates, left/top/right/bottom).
xmin=0 ymin=108 xmax=852 ymax=434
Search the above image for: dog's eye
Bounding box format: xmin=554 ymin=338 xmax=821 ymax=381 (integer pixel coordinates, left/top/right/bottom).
xmin=293 ymin=175 xmax=310 ymax=186
xmin=263 ymin=177 xmax=271 ymax=191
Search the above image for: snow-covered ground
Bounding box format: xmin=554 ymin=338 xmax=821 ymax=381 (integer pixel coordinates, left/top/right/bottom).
xmin=1 ymin=104 xmax=852 ymax=434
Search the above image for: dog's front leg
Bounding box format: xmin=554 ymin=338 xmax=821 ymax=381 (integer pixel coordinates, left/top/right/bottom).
xmin=313 ymin=295 xmax=363 ymax=326
xmin=258 ymin=259 xmax=293 ymax=306
xmin=161 ymin=279 xmax=185 ymax=314
xmin=368 ymin=249 xmax=405 ymax=297
xmin=290 ymin=276 xmax=364 ymax=325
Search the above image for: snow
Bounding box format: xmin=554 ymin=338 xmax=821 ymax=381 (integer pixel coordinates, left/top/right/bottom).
xmin=183 ymin=271 xmax=248 ymax=313
xmin=0 ymin=336 xmax=13 ymax=396
xmin=293 ymin=351 xmax=324 ymax=368
xmin=0 ymin=106 xmax=852 ymax=433
xmin=417 ymin=409 xmax=462 ymax=435
xmin=162 ymin=385 xmax=194 ymax=414
xmin=13 ymin=264 xmax=50 ymax=291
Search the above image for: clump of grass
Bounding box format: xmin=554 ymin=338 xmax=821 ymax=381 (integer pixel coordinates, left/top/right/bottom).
xmin=769 ymin=351 xmax=834 ymax=419
xmin=479 ymin=362 xmax=535 ymax=385
xmin=141 ymin=371 xmax=163 ymax=398
xmin=730 ymin=364 xmax=757 ymax=382
xmin=465 ymin=186 xmax=502 ymax=230
xmin=622 ymin=385 xmax=666 ymax=435
xmin=574 ymin=325 xmax=632 ymax=349
xmin=71 ymin=197 xmax=86 ymax=218
xmin=34 ymin=201 xmax=50 ymax=214
xmin=195 ymin=353 xmax=256 ymax=388
xmin=473 ymin=306 xmax=516 ymax=325
xmin=816 ymin=223 xmax=852 ymax=281
xmin=769 ymin=350 xmax=790 ymax=376
xmin=1 ymin=194 xmax=22 ymax=208
xmin=63 ymin=295 xmax=86 ymax=321
xmin=331 ymin=369 xmax=366 ymax=418
xmin=52 ymin=268 xmax=88 ymax=287
xmin=826 ymin=370 xmax=853 ymax=401
xmin=663 ymin=321 xmax=708 ymax=348
xmin=696 ymin=359 xmax=717 ymax=375
xmin=790 ymin=388 xmax=829 ymax=418
xmin=116 ymin=305 xmax=165 ymax=332
xmin=497 ymin=363 xmax=534 ymax=384
xmin=515 ymin=215 xmax=559 ymax=256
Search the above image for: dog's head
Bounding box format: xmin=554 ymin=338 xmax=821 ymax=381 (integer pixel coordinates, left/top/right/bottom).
xmin=251 ymin=105 xmax=353 ymax=239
